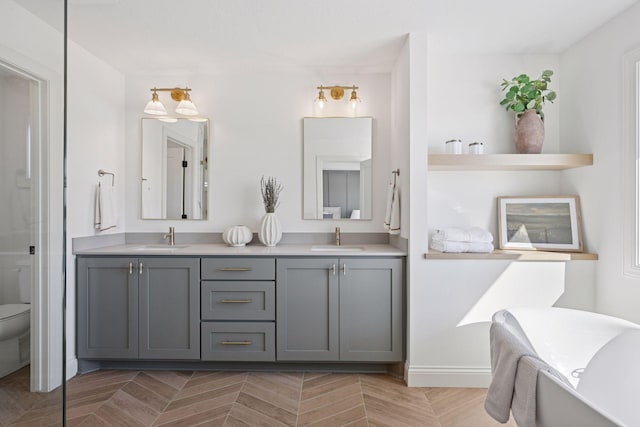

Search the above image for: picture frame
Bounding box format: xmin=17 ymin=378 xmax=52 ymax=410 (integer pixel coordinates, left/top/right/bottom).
xmin=497 ymin=195 xmax=583 ymax=252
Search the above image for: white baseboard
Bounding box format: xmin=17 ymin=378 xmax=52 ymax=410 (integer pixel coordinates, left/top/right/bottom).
xmin=66 ymin=357 xmax=78 ymax=380
xmin=406 ymin=365 xmax=492 ymax=388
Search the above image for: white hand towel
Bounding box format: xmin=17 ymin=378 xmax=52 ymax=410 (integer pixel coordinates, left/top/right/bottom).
xmin=94 ymin=183 xmax=118 ymax=232
xmin=384 ymin=182 xmax=400 ymax=235
xmin=433 ymin=227 xmax=493 ymax=243
xmin=430 ymin=239 xmax=494 ymax=253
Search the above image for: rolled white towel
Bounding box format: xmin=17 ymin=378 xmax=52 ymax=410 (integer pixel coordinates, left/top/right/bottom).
xmin=430 ymin=239 xmax=494 ymax=253
xmin=433 ymin=227 xmax=493 ymax=243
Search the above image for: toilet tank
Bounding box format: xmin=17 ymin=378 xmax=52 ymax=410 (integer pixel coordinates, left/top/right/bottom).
xmin=16 ymin=259 xmax=31 ymax=303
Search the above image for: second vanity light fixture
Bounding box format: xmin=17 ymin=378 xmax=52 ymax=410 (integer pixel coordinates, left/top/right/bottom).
xmin=144 ymin=87 xmax=199 ymax=116
xmin=315 ymin=85 xmax=361 ymax=109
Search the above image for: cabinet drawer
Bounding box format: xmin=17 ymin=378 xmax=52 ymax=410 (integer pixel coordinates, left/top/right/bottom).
xmin=201 ymin=258 xmax=275 ymax=280
xmin=201 ymin=281 xmax=275 ymax=320
xmin=201 ymin=322 xmax=275 ymax=361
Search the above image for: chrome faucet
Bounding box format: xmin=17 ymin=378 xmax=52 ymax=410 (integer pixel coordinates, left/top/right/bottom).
xmin=335 ymin=227 xmax=341 ymax=246
xmin=163 ymin=227 xmax=175 ymax=246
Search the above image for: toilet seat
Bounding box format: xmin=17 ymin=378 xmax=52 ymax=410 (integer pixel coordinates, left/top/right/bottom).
xmin=0 ymin=304 xmax=30 ymax=320
xmin=0 ymin=304 xmax=30 ymax=341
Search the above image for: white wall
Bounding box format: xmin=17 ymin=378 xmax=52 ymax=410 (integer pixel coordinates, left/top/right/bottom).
xmin=66 ymin=40 xmax=126 ymax=377
xmin=406 ymin=47 xmax=597 ymax=387
xmin=561 ymin=2 xmax=640 ymax=322
xmin=125 ymin=71 xmax=392 ymax=234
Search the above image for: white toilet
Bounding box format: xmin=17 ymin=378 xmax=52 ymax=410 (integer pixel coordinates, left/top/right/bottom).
xmin=0 ymin=259 xmax=31 ymax=378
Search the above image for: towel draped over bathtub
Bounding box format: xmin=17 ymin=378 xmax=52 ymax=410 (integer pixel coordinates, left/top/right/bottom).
xmin=485 ymin=311 xmax=571 ymax=427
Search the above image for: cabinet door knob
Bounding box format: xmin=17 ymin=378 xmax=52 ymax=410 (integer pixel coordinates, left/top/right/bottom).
xmin=139 ymin=262 xmax=143 ymax=275
xmin=129 ymin=262 xmax=133 ymax=275
xmin=342 ymin=264 xmax=347 ymax=275
xmin=221 ymin=340 xmax=252 ymax=346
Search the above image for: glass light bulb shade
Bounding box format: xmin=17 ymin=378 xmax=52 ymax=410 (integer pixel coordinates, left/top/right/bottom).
xmin=175 ymin=99 xmax=199 ymax=116
xmin=349 ymin=91 xmax=361 ymax=109
xmin=315 ymin=89 xmax=327 ymax=108
xmin=144 ymin=99 xmax=167 ymax=115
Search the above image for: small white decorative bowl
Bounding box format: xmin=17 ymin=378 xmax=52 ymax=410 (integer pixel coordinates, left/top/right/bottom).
xmin=222 ymin=225 xmax=253 ymax=247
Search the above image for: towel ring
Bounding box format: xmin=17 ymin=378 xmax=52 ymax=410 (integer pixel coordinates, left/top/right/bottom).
xmin=391 ymin=168 xmax=400 ymax=186
xmin=98 ymin=169 xmax=115 ymax=186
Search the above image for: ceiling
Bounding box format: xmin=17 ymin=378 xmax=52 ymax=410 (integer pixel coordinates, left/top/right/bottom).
xmin=14 ymin=0 xmax=640 ymax=74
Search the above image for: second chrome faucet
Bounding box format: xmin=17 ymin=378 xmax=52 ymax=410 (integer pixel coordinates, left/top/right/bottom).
xmin=163 ymin=227 xmax=175 ymax=246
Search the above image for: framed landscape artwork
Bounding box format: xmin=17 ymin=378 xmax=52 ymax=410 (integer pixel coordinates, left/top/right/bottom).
xmin=497 ymin=196 xmax=583 ymax=252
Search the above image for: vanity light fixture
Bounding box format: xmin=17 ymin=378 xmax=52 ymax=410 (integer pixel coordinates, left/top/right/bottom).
xmin=143 ymin=87 xmax=199 ymax=116
xmin=315 ymin=85 xmax=360 ymax=109
xmin=348 ymin=87 xmax=361 ymax=109
xmin=144 ymin=89 xmax=167 ymax=115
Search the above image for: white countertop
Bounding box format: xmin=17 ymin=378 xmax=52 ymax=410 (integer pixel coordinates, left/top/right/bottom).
xmin=74 ymin=243 xmax=406 ymax=257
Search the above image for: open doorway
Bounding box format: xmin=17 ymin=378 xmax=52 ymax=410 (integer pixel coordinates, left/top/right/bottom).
xmin=0 ymin=58 xmax=64 ymax=422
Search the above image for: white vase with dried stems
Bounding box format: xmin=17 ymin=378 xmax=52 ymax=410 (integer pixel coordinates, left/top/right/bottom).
xmin=258 ymin=176 xmax=283 ymax=246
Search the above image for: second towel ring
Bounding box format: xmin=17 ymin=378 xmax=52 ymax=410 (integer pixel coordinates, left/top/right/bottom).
xmin=98 ymin=169 xmax=115 ymax=186
xmin=391 ymin=168 xmax=400 ymax=186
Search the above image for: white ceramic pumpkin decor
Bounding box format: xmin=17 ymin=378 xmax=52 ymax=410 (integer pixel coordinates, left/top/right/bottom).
xmin=222 ymin=225 xmax=253 ymax=247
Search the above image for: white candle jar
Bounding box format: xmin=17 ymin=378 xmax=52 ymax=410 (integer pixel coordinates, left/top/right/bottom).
xmin=445 ymin=139 xmax=462 ymax=154
xmin=469 ymin=142 xmax=484 ymax=154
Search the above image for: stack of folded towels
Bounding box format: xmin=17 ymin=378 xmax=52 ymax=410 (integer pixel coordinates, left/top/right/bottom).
xmin=430 ymin=227 xmax=494 ymax=253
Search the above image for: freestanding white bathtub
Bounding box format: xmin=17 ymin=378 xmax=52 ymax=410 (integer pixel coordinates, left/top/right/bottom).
xmin=489 ymin=307 xmax=640 ymax=427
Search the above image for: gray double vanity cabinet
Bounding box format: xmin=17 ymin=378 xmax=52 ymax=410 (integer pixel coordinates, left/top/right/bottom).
xmin=75 ymin=244 xmax=405 ymax=372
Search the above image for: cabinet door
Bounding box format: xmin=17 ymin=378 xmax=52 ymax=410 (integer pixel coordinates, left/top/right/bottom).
xmin=139 ymin=258 xmax=200 ymax=359
xmin=77 ymin=257 xmax=138 ymax=359
xmin=339 ymin=258 xmax=403 ymax=362
xmin=276 ymin=258 xmax=339 ymax=361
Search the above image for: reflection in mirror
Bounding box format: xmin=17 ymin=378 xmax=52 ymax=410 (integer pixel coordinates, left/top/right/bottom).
xmin=141 ymin=118 xmax=209 ymax=220
xmin=303 ymin=117 xmax=372 ymax=220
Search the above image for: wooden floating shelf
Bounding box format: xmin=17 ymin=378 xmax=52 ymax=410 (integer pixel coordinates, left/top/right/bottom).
xmin=424 ymin=250 xmax=598 ymax=261
xmin=428 ymin=154 xmax=593 ymax=171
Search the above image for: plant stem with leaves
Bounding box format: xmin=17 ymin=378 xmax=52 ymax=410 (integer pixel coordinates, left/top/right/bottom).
xmin=500 ymin=70 xmax=557 ymax=118
xmin=260 ymin=176 xmax=283 ymax=213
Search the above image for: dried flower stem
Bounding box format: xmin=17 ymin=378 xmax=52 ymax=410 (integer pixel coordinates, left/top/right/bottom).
xmin=260 ymin=176 xmax=283 ymax=213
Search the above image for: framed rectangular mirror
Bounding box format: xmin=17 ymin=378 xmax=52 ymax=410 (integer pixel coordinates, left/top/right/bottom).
xmin=303 ymin=117 xmax=372 ymax=220
xmin=141 ymin=118 xmax=209 ymax=220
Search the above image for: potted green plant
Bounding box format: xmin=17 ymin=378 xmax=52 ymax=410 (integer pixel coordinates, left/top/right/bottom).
xmin=499 ymin=70 xmax=557 ymax=153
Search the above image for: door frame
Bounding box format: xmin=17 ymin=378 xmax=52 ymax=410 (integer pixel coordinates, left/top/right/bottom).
xmin=0 ymin=52 xmax=64 ymax=392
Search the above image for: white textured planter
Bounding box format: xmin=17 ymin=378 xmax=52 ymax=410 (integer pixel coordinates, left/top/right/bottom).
xmin=222 ymin=225 xmax=253 ymax=247
xmin=258 ymin=213 xmax=282 ymax=246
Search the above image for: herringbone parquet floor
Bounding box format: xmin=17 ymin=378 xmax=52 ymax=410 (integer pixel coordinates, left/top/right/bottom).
xmin=1 ymin=367 xmax=517 ymax=426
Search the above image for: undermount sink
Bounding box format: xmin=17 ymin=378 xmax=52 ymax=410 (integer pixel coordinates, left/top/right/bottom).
xmin=311 ymin=245 xmax=365 ymax=252
xmin=135 ymin=244 xmax=190 ymax=250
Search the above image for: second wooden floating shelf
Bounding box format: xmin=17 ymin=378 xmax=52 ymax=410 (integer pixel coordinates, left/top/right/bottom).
xmin=428 ymin=153 xmax=593 ymax=171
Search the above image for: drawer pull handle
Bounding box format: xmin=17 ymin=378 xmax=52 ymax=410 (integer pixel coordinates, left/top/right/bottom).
xmin=330 ymin=264 xmax=336 ymax=276
xmin=222 ymin=340 xmax=252 ymax=345
xmin=139 ymin=262 xmax=143 ymax=275
xmin=342 ymin=264 xmax=347 ymax=275
xmin=221 ymin=299 xmax=252 ymax=303
xmin=129 ymin=262 xmax=133 ymax=275
xmin=217 ymin=267 xmax=252 ymax=272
